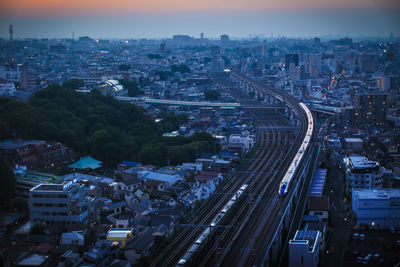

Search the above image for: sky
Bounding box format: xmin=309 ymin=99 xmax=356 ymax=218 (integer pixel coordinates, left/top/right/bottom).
xmin=0 ymin=0 xmax=399 ymax=39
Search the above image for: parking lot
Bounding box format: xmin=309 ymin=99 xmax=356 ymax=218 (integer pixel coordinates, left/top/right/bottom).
xmin=342 ymin=229 xmax=400 ymax=266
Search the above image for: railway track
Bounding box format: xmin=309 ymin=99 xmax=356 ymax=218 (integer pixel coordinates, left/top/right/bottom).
xmin=150 ymin=109 xmax=284 ymax=267
xmin=151 ymin=72 xmax=309 ymax=267
xmin=211 ymin=71 xmax=311 ymax=267
xmin=194 ymin=112 xmax=300 ymax=267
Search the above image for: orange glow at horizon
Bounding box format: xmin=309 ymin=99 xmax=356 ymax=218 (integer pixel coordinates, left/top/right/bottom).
xmin=2 ymin=0 xmax=400 ymax=16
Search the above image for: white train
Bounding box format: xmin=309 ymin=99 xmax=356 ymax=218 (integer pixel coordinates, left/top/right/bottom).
xmin=177 ymin=184 xmax=249 ymax=266
xmin=279 ymin=103 xmax=314 ymax=196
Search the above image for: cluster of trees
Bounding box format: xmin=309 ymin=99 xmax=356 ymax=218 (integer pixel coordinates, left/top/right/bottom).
xmin=0 ymin=86 xmax=216 ymax=168
xmin=156 ymin=70 xmax=173 ymax=81
xmin=155 ymin=64 xmax=191 ymax=81
xmin=118 ymin=79 xmax=143 ymax=97
xmin=171 ymin=64 xmax=191 ymax=74
xmin=118 ymin=64 xmax=131 ymax=71
xmin=204 ymin=89 xmax=220 ymax=100
xmin=0 ymin=156 xmax=16 ymax=204
xmin=62 ymin=79 xmax=85 ymax=90
xmin=147 ymin=54 xmax=162 ymax=60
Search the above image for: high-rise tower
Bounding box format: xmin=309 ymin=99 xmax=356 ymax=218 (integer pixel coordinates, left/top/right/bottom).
xmin=9 ymin=25 xmax=13 ymax=42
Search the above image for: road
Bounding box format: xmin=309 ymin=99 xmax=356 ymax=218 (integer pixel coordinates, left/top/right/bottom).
xmin=320 ymin=162 xmax=351 ymax=267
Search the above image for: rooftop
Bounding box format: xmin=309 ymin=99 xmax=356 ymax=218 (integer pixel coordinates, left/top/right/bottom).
xmin=308 ymin=196 xmax=329 ymax=211
xmin=18 ymin=254 xmax=49 ymax=266
xmin=348 ymin=154 xmax=379 ymax=169
xmin=352 ymin=188 xmax=400 ymax=200
xmin=31 ymin=180 xmax=78 ymax=192
xmin=344 ymin=137 xmax=363 ymax=143
xmin=293 ymin=230 xmax=319 ymax=252
xmin=68 ymin=156 xmax=103 ymax=170
xmin=309 ymin=169 xmax=327 ymax=198
xmin=16 ymin=170 xmax=64 ymax=184
xmin=107 ymin=228 xmax=133 ymax=238
xmin=0 ymin=139 xmax=43 ymax=149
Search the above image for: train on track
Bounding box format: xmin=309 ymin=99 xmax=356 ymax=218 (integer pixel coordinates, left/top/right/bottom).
xmin=279 ymin=102 xmax=314 ymax=196
xmin=177 ymin=184 xmax=249 ymax=266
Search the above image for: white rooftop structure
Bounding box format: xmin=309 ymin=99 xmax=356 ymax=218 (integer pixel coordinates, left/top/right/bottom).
xmin=352 ymin=188 xmax=400 ymax=200
xmin=348 ymin=155 xmax=379 ymax=170
xmin=352 ymin=188 xmax=400 ymax=229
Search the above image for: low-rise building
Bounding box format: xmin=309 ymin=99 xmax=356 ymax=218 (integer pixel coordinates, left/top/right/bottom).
xmin=307 ymin=197 xmax=329 ymax=221
xmin=343 ymin=137 xmax=363 ymax=152
xmin=343 ymin=155 xmax=383 ymax=196
xmin=106 ymin=228 xmax=134 ymax=248
xmin=0 ymin=139 xmax=74 ymax=171
xmin=29 ymin=180 xmax=92 ymax=226
xmin=228 ymin=134 xmax=254 ymax=151
xmin=14 ymin=166 xmax=64 ymax=197
xmin=83 ymin=240 xmax=120 ymax=267
xmin=289 ymin=230 xmax=321 ymax=267
xmin=352 ymin=188 xmax=400 ymax=229
xmin=60 ymin=231 xmax=85 ymax=246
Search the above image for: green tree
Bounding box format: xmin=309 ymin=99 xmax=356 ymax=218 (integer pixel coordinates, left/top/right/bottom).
xmin=147 ymin=54 xmax=162 ymax=60
xmin=118 ymin=64 xmax=131 ymax=71
xmin=11 ymin=197 xmax=29 ymax=212
xmin=62 ymin=79 xmax=85 ymax=90
xmin=204 ymin=90 xmax=220 ymax=100
xmin=171 ymin=64 xmax=190 ymax=74
xmin=0 ymin=156 xmax=16 ymax=203
xmin=119 ymin=79 xmax=142 ymax=97
xmin=30 ymin=223 xmax=46 ymax=235
xmin=156 ymin=71 xmax=173 ymax=81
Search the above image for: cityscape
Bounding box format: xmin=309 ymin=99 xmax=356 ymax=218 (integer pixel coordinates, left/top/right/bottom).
xmin=0 ymin=1 xmax=400 ymax=267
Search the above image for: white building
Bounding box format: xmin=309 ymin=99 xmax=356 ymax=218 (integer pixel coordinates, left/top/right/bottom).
xmin=228 ymin=134 xmax=254 ymax=151
xmin=289 ymin=230 xmax=321 ymax=267
xmin=352 ymin=189 xmax=400 ymax=230
xmin=343 ymin=155 xmax=383 ymax=196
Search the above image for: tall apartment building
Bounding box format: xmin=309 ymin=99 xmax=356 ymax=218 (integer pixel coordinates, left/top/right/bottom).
xmin=343 ymin=155 xmax=383 ymax=196
xmin=20 ymin=64 xmax=36 ymax=89
xmin=352 ymin=189 xmax=400 ymax=229
xmin=29 ymin=180 xmax=92 ymax=225
xmin=285 ymin=54 xmax=299 ymax=71
xmin=354 ymin=89 xmax=387 ymax=126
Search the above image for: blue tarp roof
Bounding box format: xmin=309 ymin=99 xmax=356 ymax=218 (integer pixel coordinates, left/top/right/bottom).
xmin=309 ymin=169 xmax=327 ymax=198
xmin=120 ymin=160 xmax=141 ymax=167
xmin=68 ymin=156 xmax=103 ymax=170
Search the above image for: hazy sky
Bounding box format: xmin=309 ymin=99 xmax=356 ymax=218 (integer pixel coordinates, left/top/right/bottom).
xmin=1 ymin=0 xmax=399 ymax=39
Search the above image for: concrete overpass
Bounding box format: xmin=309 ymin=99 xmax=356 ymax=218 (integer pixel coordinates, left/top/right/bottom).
xmin=114 ymin=96 xmax=241 ymax=108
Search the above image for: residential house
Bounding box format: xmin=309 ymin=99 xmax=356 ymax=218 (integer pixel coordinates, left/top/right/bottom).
xmin=124 ymin=227 xmax=154 ymax=264
xmin=307 ymin=197 xmax=329 ymax=221
xmin=60 ymin=231 xmax=85 ymax=246
xmin=83 ymin=240 xmax=120 ymax=267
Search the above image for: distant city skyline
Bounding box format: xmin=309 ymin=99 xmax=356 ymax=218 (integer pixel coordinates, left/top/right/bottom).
xmin=0 ymin=0 xmax=399 ymax=39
